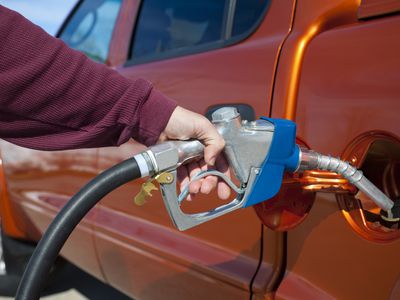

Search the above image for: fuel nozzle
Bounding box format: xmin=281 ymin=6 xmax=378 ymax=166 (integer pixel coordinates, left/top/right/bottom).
xmin=297 ymin=148 xmax=395 ymax=218
xmin=138 ymin=107 xmax=396 ymax=231
xmin=140 ymin=107 xmax=301 ymax=230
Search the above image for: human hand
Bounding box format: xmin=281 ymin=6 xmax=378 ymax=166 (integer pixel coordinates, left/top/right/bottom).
xmin=159 ymin=106 xmax=231 ymax=200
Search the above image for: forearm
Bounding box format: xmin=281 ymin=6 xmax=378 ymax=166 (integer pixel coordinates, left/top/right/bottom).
xmin=0 ymin=6 xmax=176 ymax=150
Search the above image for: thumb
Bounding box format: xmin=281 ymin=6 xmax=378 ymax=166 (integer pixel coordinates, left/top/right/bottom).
xmin=204 ymin=144 xmax=220 ymax=166
xmin=195 ymin=120 xmax=225 ymax=166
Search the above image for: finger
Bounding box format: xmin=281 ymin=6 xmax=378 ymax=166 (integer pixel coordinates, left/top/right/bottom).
xmin=195 ymin=119 xmax=225 ymax=166
xmin=186 ymin=193 xmax=196 ymax=202
xmin=177 ymin=166 xmax=194 ymax=201
xmin=199 ymin=160 xmax=218 ymax=194
xmin=204 ymin=144 xmax=223 ymax=167
xmin=215 ymin=155 xmax=231 ymax=200
xmin=188 ymin=162 xmax=202 ymax=194
xmin=199 ymin=159 xmax=208 ymax=171
xmin=217 ymin=180 xmax=231 ymax=200
xmin=201 ymin=175 xmax=218 ymax=194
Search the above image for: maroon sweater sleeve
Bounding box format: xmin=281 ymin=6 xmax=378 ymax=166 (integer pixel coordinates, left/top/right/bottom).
xmin=0 ymin=6 xmax=177 ymax=150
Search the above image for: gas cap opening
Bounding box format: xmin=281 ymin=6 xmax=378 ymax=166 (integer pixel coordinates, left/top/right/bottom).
xmin=338 ymin=132 xmax=400 ymax=243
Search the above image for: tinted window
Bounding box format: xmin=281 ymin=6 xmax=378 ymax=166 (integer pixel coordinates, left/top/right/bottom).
xmin=59 ymin=0 xmax=122 ymax=62
xmin=233 ymin=0 xmax=269 ymax=36
xmin=130 ymin=0 xmax=269 ymax=63
xmin=131 ymin=0 xmax=227 ymax=59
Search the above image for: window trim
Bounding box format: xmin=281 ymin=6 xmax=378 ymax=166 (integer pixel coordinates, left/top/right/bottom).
xmin=224 ymin=0 xmax=237 ymax=39
xmin=125 ymin=0 xmax=271 ymax=66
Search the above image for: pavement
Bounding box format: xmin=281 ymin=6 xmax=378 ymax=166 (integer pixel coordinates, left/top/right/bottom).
xmin=0 ymin=262 xmax=132 ymax=300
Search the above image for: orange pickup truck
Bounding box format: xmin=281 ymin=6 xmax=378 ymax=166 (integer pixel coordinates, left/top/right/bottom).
xmin=1 ymin=0 xmax=400 ymax=299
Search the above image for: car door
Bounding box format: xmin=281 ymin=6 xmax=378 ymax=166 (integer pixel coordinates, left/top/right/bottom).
xmin=267 ymin=1 xmax=400 ymax=299
xmin=93 ymin=0 xmax=296 ymax=299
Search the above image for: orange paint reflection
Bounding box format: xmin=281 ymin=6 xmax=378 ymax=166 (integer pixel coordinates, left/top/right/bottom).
xmin=285 ymin=24 xmax=319 ymax=120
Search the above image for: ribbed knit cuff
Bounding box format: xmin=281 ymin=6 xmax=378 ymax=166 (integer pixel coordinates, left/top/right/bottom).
xmin=136 ymin=89 xmax=178 ymax=146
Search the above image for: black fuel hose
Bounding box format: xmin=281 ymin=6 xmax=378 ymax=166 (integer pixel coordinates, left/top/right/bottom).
xmin=15 ymin=157 xmax=142 ymax=300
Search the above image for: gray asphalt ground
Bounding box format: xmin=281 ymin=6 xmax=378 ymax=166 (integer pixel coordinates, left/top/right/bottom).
xmin=0 ymin=262 xmax=132 ymax=300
